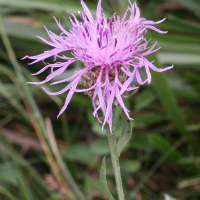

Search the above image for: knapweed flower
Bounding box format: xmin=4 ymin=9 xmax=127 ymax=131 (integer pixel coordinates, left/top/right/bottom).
xmin=23 ymin=0 xmax=173 ymax=132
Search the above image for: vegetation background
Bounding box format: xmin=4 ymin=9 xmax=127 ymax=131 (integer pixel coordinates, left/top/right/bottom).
xmin=0 ymin=0 xmax=199 ymax=199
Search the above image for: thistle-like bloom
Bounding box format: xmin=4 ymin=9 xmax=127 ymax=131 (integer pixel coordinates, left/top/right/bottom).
xmin=23 ymin=0 xmax=173 ymax=132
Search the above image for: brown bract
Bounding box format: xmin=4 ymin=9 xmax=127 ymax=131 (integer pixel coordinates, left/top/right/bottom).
xmin=82 ymin=64 xmax=134 ymax=104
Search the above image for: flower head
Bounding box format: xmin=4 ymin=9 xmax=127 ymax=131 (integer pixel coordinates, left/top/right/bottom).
xmin=23 ymin=0 xmax=173 ymax=132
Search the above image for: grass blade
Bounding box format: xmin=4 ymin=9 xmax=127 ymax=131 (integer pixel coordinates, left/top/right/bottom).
xmin=146 ymin=50 xmax=200 ymax=154
xmin=1 ymin=187 xmax=19 ymax=200
xmin=127 ymin=138 xmax=185 ymax=199
xmin=0 ymin=81 xmax=29 ymax=121
xmin=0 ymin=0 xmax=96 ymax=14
xmin=17 ymin=178 xmax=35 ymax=200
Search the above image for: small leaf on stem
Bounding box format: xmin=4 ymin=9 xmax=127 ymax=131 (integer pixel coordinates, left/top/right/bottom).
xmin=117 ymin=112 xmax=132 ymax=157
xmin=100 ymin=157 xmax=115 ymax=200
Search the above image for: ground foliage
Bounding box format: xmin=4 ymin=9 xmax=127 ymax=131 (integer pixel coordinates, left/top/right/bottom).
xmin=0 ymin=0 xmax=199 ymax=199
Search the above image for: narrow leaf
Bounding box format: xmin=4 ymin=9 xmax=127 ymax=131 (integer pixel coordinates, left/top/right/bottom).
xmin=117 ymin=112 xmax=132 ymax=157
xmin=146 ymin=41 xmax=200 ymax=154
xmin=17 ymin=178 xmax=34 ymax=200
xmin=149 ymin=134 xmax=197 ymax=173
xmin=149 ymin=134 xmax=183 ymax=161
xmin=178 ymin=175 xmax=200 ymax=189
xmin=1 ymin=187 xmax=19 ymax=200
xmin=124 ymin=89 xmax=139 ymax=102
xmin=0 ymin=0 xmax=96 ymax=14
xmin=100 ymin=157 xmax=114 ymax=200
xmin=168 ymin=0 xmax=200 ymax=14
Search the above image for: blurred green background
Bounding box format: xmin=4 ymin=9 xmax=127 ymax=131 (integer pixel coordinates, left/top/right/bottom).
xmin=0 ymin=0 xmax=199 ymax=199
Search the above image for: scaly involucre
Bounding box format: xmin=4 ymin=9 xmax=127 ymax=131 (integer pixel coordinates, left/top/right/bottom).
xmin=23 ymin=0 xmax=173 ymax=132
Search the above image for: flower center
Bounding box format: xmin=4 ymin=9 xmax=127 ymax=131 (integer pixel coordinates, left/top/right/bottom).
xmin=82 ymin=64 xmax=134 ymax=102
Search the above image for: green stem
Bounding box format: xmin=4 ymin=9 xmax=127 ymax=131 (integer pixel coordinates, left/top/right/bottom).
xmin=106 ymin=109 xmax=124 ymax=200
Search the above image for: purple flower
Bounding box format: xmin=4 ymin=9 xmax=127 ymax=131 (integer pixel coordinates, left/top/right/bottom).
xmin=23 ymin=0 xmax=173 ymax=132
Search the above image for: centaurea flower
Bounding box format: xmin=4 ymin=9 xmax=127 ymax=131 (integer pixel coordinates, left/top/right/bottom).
xmin=23 ymin=0 xmax=173 ymax=132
